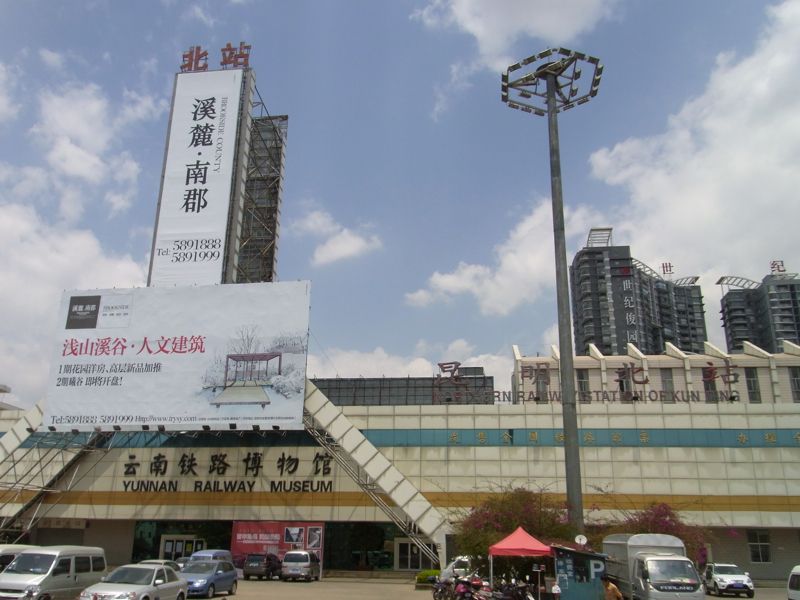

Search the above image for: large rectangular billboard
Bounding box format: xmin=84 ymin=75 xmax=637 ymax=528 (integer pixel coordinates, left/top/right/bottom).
xmin=149 ymin=69 xmax=244 ymax=287
xmin=43 ymin=282 xmax=310 ymax=432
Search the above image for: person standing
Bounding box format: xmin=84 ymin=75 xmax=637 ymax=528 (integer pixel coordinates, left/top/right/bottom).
xmin=602 ymin=575 xmax=623 ymax=600
xmin=551 ymin=581 xmax=562 ymax=600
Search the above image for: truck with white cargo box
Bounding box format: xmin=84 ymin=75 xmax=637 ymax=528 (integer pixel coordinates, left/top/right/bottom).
xmin=602 ymin=534 xmax=703 ymax=600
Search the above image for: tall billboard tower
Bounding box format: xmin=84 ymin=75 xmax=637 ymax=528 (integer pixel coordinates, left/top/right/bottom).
xmin=147 ymin=43 xmax=286 ymax=286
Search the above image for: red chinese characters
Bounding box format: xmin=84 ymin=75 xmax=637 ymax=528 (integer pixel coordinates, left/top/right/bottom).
xmin=61 ymin=336 xmax=206 ymax=357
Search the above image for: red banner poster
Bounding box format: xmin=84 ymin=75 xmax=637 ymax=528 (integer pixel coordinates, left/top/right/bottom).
xmin=232 ymin=521 xmax=324 ymax=566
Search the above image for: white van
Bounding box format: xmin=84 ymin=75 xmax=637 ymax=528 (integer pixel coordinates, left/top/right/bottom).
xmin=0 ymin=545 xmax=107 ymax=600
xmin=788 ymin=565 xmax=800 ymax=600
xmin=280 ymin=550 xmax=320 ymax=581
xmin=0 ymin=546 xmax=37 ymax=572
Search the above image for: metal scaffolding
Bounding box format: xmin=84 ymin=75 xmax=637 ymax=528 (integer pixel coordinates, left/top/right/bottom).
xmin=236 ymin=89 xmax=287 ymax=283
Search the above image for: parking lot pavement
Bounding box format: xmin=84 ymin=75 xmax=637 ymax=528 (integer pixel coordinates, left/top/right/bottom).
xmin=235 ymin=578 xmax=431 ymax=600
xmin=233 ymin=579 xmax=786 ymax=600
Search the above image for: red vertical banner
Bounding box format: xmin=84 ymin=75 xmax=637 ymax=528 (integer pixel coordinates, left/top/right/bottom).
xmin=232 ymin=521 xmax=324 ymax=567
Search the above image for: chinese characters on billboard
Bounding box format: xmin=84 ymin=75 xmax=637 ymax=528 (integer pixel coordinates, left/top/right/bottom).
xmin=149 ymin=69 xmax=244 ymax=287
xmin=44 ymin=282 xmax=310 ymax=432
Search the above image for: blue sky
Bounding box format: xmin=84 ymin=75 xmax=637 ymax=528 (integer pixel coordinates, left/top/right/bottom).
xmin=0 ymin=0 xmax=795 ymax=408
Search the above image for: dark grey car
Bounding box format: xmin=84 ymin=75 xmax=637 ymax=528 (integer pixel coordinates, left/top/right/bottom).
xmin=242 ymin=554 xmax=281 ymax=580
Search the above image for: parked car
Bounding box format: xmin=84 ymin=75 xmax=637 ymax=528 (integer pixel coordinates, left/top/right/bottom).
xmin=179 ymin=560 xmax=237 ymax=597
xmin=189 ymin=550 xmax=234 ymax=563
xmin=0 ymin=545 xmax=37 ymax=572
xmin=140 ymin=559 xmax=183 ymax=573
xmin=704 ymin=563 xmax=754 ymax=597
xmin=80 ymin=563 xmax=186 ymax=600
xmin=788 ymin=565 xmax=800 ymax=600
xmin=0 ymin=545 xmax=106 ymax=600
xmin=242 ymin=553 xmax=281 ymax=580
xmin=280 ymin=550 xmax=320 ymax=582
xmin=175 ymin=557 xmax=191 ymax=571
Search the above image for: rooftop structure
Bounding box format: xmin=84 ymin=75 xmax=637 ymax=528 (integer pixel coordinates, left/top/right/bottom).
xmin=570 ymin=228 xmax=707 ymax=356
xmin=718 ymin=272 xmax=800 ymax=353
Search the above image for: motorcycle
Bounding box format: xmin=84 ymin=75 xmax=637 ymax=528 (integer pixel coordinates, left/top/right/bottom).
xmin=493 ymin=579 xmax=535 ymax=600
xmin=428 ymin=575 xmax=450 ymax=600
xmin=454 ymin=576 xmax=476 ymax=600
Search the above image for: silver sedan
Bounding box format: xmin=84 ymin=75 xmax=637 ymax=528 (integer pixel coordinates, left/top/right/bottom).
xmin=80 ymin=564 xmax=187 ymax=600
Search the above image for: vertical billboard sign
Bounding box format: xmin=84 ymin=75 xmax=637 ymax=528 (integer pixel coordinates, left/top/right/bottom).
xmin=149 ymin=69 xmax=244 ymax=287
xmin=43 ymin=282 xmax=310 ymax=432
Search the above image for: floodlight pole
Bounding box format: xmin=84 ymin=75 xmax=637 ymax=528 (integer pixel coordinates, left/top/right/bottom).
xmin=543 ymin=71 xmax=584 ymax=532
xmin=501 ymin=48 xmax=603 ymax=533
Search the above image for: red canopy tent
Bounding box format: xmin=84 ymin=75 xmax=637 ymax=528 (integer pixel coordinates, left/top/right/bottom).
xmin=488 ymin=527 xmax=552 ymax=586
xmin=490 ymin=527 xmax=552 ymax=556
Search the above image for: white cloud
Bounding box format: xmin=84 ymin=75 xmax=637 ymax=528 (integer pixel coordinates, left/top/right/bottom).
xmin=0 ymin=63 xmax=20 ymax=123
xmin=0 ymin=163 xmax=49 ymax=198
xmin=57 ymin=186 xmax=86 ymax=223
xmin=589 ymin=0 xmax=800 ymax=346
xmin=412 ymin=0 xmax=620 ymax=118
xmin=39 ymin=48 xmax=64 ymax=69
xmin=290 ymin=210 xmax=341 ymax=237
xmin=0 ymin=203 xmax=146 ymax=407
xmin=109 ymin=152 xmax=141 ymax=185
xmin=307 ymin=347 xmax=435 ymax=379
xmin=26 ymin=84 xmax=158 ymax=216
xmin=406 ymin=199 xmax=601 ymax=315
xmin=306 ymin=342 xmax=514 ymax=389
xmin=33 ymin=84 xmax=113 ymax=154
xmin=444 ymin=338 xmax=476 ymax=361
xmin=311 ymin=229 xmax=382 ymax=267
xmin=539 ymin=322 xmax=560 ymax=353
xmin=185 ymin=5 xmax=216 ymax=27
xmin=289 ymin=208 xmax=383 ymax=267
xmin=115 ymin=89 xmax=167 ymax=128
xmin=104 ymin=190 xmax=135 ymax=216
xmin=46 ymin=136 xmax=106 ymax=184
xmin=431 ymin=61 xmax=477 ymax=121
xmin=413 ymin=0 xmax=618 ymax=70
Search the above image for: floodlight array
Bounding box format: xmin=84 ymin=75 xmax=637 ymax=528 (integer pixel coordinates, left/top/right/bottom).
xmin=501 ymin=47 xmax=603 ymax=116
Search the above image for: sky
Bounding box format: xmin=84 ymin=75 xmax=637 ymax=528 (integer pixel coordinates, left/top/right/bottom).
xmin=0 ymin=0 xmax=796 ymax=409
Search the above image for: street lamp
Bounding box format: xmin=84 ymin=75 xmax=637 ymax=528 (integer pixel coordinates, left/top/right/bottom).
xmin=501 ymin=47 xmax=603 ymax=532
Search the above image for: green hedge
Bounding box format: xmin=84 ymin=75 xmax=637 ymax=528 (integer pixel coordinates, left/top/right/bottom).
xmin=416 ymin=569 xmax=440 ymax=583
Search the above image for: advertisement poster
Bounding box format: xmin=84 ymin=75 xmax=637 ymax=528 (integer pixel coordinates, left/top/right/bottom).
xmin=231 ymin=520 xmax=324 ymax=566
xmin=149 ymin=69 xmax=244 ymax=286
xmin=43 ymin=281 xmax=310 ymax=432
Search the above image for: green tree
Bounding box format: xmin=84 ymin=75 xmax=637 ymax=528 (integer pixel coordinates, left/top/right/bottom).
xmin=453 ymin=487 xmax=575 ymax=579
xmin=592 ymin=502 xmax=709 ymax=566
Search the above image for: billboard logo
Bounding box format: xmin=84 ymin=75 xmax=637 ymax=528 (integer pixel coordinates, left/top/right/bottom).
xmin=66 ymin=296 xmax=101 ymax=329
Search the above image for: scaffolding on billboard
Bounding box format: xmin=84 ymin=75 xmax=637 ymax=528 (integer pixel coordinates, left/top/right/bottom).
xmin=235 ymin=82 xmax=287 ymax=284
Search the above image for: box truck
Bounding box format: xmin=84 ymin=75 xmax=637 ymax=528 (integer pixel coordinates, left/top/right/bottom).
xmin=602 ymin=534 xmax=703 ymax=600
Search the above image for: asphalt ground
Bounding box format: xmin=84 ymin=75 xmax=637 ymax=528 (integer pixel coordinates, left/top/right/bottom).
xmin=231 ymin=578 xmax=787 ymax=600
xmin=234 ymin=577 xmax=430 ymax=599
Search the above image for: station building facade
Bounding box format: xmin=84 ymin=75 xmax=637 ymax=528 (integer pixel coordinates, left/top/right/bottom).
xmin=0 ymin=341 xmax=799 ymax=580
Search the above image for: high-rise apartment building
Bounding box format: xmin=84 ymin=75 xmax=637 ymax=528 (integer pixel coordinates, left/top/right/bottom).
xmin=570 ymin=228 xmax=707 ymax=355
xmin=719 ymin=272 xmax=800 ymax=353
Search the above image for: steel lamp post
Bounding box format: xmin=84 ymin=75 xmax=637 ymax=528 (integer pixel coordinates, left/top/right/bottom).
xmin=501 ymin=48 xmax=603 ymax=532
